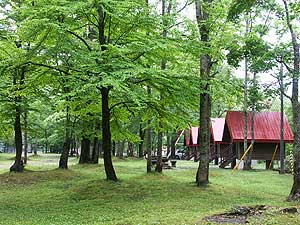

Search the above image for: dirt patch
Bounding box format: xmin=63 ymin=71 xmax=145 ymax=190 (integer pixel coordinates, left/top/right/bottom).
xmin=202 ymin=205 xmax=267 ymax=224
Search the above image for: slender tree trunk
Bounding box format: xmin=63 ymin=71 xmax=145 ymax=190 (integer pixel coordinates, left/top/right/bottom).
xmin=116 ymin=141 xmax=125 ymax=159
xmin=156 ymin=123 xmax=163 ymax=172
xmin=243 ymin=18 xmax=250 ymax=170
xmin=23 ymin=111 xmax=28 ymax=165
xmin=128 ymin=142 xmax=134 ymax=157
xmin=10 ymin=106 xmax=23 ymax=172
xmin=282 ymin=0 xmax=300 ymax=200
xmin=138 ymin=124 xmax=145 ymax=158
xmin=245 ymin=72 xmax=256 ymax=170
xmin=91 ymin=120 xmax=101 ymax=163
xmin=79 ymin=137 xmax=91 ymax=164
xmin=59 ymin=105 xmax=71 ymax=169
xmin=146 ymin=87 xmax=153 ymax=173
xmin=166 ymin=131 xmax=171 ymax=156
xmin=101 ymin=87 xmax=117 ymax=181
xmin=280 ymin=63 xmax=285 ymax=174
xmin=10 ymin=69 xmax=25 ymax=172
xmin=195 ymin=0 xmax=212 ymax=186
xmin=91 ymin=136 xmax=100 ymax=164
xmin=155 ymin=0 xmax=171 ymax=173
xmin=45 ymin=129 xmax=49 ymax=153
xmin=112 ymin=141 xmax=116 ymax=156
xmin=170 ymin=130 xmax=176 ymax=159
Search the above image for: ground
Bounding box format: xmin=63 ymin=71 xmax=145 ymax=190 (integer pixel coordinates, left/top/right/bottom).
xmin=0 ymin=153 xmax=299 ymax=225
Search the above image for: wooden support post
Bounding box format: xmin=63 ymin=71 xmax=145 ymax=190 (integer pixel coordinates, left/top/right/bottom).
xmin=266 ymin=160 xmax=273 ymax=170
xmin=214 ymin=144 xmax=219 ymax=165
xmin=231 ymin=158 xmax=236 ymax=169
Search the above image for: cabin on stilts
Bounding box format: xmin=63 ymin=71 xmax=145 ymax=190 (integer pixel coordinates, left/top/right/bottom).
xmin=183 ymin=118 xmax=226 ymax=162
xmin=183 ymin=111 xmax=293 ymax=170
xmin=221 ymin=111 xmax=294 ymax=169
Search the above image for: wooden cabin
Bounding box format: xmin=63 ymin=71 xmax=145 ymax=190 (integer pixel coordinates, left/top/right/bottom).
xmin=183 ymin=111 xmax=293 ymax=169
xmin=211 ymin=118 xmax=232 ymax=166
xmin=222 ymin=111 xmax=294 ymax=169
xmin=183 ymin=118 xmax=227 ymax=161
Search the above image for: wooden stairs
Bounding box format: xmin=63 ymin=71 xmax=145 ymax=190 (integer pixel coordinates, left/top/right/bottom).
xmin=219 ymin=144 xmax=236 ymax=168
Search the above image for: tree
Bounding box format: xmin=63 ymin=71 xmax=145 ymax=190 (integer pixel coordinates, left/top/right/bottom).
xmin=195 ymin=0 xmax=213 ymax=186
xmin=281 ymin=0 xmax=300 ymax=200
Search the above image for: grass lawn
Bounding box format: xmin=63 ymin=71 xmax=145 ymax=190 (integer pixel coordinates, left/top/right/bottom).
xmin=0 ymin=154 xmax=299 ymax=225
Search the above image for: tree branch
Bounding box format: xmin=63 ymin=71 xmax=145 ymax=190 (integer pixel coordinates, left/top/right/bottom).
xmin=67 ymin=30 xmax=92 ymax=51
xmin=269 ymin=73 xmax=292 ymax=101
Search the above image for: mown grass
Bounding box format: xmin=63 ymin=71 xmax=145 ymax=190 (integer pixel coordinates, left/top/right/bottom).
xmin=0 ymin=154 xmax=299 ymax=225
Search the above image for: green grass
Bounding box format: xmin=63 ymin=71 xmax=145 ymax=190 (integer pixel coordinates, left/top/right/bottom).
xmin=0 ymin=154 xmax=299 ymax=225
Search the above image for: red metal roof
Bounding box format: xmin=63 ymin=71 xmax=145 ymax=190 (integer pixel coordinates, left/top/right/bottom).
xmin=184 ymin=119 xmax=226 ymax=147
xmin=225 ymin=111 xmax=294 ymax=143
xmin=211 ymin=118 xmax=225 ymax=144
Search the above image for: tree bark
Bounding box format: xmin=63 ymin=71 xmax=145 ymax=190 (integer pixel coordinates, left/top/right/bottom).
xmin=155 ymin=124 xmax=163 ymax=172
xmin=45 ymin=129 xmax=49 ymax=153
xmin=91 ymin=120 xmax=101 ymax=164
xmin=138 ymin=124 xmax=145 ymax=158
xmin=91 ymin=136 xmax=100 ymax=164
xmin=282 ymin=0 xmax=300 ymax=200
xmin=128 ymin=142 xmax=134 ymax=157
xmin=10 ymin=68 xmax=25 ymax=172
xmin=146 ymin=87 xmax=153 ymax=173
xmin=59 ymin=105 xmax=71 ymax=169
xmin=101 ymin=87 xmax=117 ymax=181
xmin=243 ymin=18 xmax=251 ymax=170
xmin=112 ymin=141 xmax=116 ymax=156
xmin=166 ymin=131 xmax=171 ymax=156
xmin=170 ymin=130 xmax=176 ymax=159
xmin=79 ymin=137 xmax=91 ymax=164
xmin=280 ymin=63 xmax=285 ymax=174
xmin=246 ymin=72 xmax=256 ymax=170
xmin=116 ymin=141 xmax=125 ymax=159
xmin=23 ymin=111 xmax=28 ymax=165
xmin=195 ymin=0 xmax=212 ymax=187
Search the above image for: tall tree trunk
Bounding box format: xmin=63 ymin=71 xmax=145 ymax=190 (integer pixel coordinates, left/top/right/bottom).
xmin=45 ymin=129 xmax=49 ymax=153
xmin=138 ymin=124 xmax=145 ymax=158
xmin=10 ymin=69 xmax=25 ymax=172
xmin=101 ymin=87 xmax=117 ymax=181
xmin=166 ymin=131 xmax=171 ymax=156
xmin=155 ymin=123 xmax=163 ymax=172
xmin=128 ymin=142 xmax=134 ymax=157
xmin=91 ymin=120 xmax=101 ymax=163
xmin=243 ymin=18 xmax=251 ymax=170
xmin=23 ymin=111 xmax=28 ymax=165
xmin=111 ymin=141 xmax=115 ymax=156
xmin=59 ymin=105 xmax=71 ymax=169
xmin=283 ymin=0 xmax=300 ymax=200
xmin=91 ymin=136 xmax=100 ymax=164
xmin=116 ymin=141 xmax=125 ymax=159
xmin=280 ymin=63 xmax=285 ymax=174
xmin=146 ymin=87 xmax=153 ymax=173
xmin=155 ymin=0 xmax=171 ymax=173
xmin=246 ymin=72 xmax=256 ymax=169
xmin=195 ymin=0 xmax=212 ymax=187
xmin=170 ymin=130 xmax=176 ymax=159
xmin=79 ymin=137 xmax=91 ymax=164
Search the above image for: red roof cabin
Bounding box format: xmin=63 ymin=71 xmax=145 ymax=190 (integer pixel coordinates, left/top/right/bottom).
xmin=183 ymin=111 xmax=293 ymax=169
xmin=222 ymin=111 xmax=294 ymax=169
xmin=183 ymin=118 xmax=228 ymax=162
